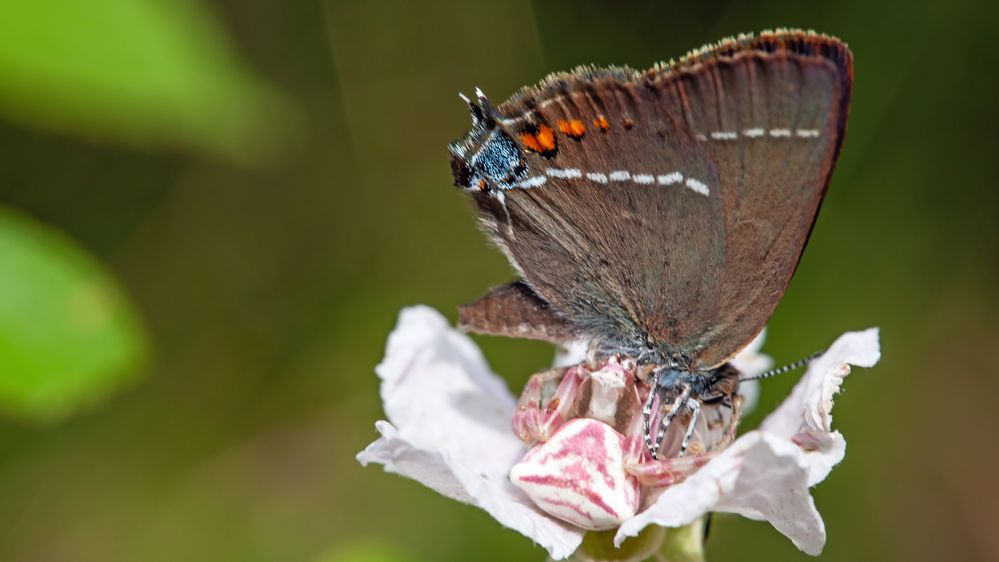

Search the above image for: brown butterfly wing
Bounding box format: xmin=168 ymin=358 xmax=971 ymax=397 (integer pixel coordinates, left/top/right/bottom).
xmin=469 ymin=31 xmax=852 ymax=369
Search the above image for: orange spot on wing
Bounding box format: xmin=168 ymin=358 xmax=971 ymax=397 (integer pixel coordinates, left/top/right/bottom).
xmin=593 ymin=116 xmax=609 ymax=131
xmin=536 ymin=124 xmax=556 ymax=151
xmin=557 ymin=119 xmax=586 ymax=138
xmin=519 ymin=131 xmax=543 ymax=153
xmin=520 ymin=124 xmax=557 ymax=154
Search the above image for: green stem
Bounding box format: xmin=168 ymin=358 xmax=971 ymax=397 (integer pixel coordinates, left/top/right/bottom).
xmin=571 ymin=520 xmax=705 ymax=562
xmin=575 ymin=526 xmax=665 ymax=562
xmin=658 ymin=519 xmax=706 ymax=562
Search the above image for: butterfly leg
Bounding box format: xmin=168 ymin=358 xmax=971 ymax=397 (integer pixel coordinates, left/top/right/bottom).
xmin=677 ymin=398 xmax=701 ymax=457
xmin=652 ymin=384 xmax=692 ymax=459
xmin=641 ymin=374 xmax=659 ymax=459
xmin=627 ymin=390 xmax=712 ymax=487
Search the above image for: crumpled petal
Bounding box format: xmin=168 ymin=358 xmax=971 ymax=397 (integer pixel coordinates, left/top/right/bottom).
xmin=357 ymin=306 xmax=584 ymax=559
xmin=761 ymin=328 xmax=881 ymax=485
xmin=615 ymin=328 xmax=881 ymax=555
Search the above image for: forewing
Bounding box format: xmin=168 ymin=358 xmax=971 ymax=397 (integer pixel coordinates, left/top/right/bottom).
xmin=469 ymin=31 xmax=852 ymax=369
xmin=667 ymin=35 xmax=852 ymax=367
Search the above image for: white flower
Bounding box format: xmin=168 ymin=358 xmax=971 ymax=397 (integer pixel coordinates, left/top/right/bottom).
xmin=357 ymin=306 xmax=880 ymax=559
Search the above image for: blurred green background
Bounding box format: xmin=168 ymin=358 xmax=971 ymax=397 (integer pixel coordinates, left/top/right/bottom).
xmin=1 ymin=0 xmax=997 ymax=561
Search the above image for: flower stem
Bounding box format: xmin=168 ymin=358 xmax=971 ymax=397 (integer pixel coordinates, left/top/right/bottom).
xmin=571 ymin=520 xmax=707 ymax=562
xmin=574 ymin=526 xmax=666 ymax=562
xmin=658 ymin=518 xmax=706 ymax=562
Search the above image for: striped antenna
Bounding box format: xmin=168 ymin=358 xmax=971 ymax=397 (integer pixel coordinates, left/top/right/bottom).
xmin=740 ymin=349 xmax=825 ymax=382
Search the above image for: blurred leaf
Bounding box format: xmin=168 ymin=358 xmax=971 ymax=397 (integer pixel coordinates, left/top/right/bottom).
xmin=316 ymin=540 xmax=420 ymax=562
xmin=0 ymin=0 xmax=292 ymax=161
xmin=0 ymin=208 xmax=148 ymax=421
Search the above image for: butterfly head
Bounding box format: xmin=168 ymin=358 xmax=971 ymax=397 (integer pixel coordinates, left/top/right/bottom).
xmin=448 ymin=88 xmax=528 ymax=193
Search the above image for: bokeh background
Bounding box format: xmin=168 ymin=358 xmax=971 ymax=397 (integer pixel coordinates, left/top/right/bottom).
xmin=1 ymin=0 xmax=997 ymax=561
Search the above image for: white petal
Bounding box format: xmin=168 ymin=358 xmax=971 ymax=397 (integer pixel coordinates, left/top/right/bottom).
xmin=730 ymin=328 xmax=774 ymax=378
xmin=616 ymin=431 xmax=825 ymax=554
xmin=730 ymin=328 xmax=773 ymax=415
xmin=554 ymin=339 xmax=589 ymax=367
xmin=358 ymin=421 xmax=472 ymax=503
xmin=761 ymin=328 xmax=881 ymax=484
xmin=737 ymin=379 xmax=761 ymax=416
xmin=615 ymin=329 xmax=881 ymax=555
xmin=357 ymin=306 xmax=584 ymax=559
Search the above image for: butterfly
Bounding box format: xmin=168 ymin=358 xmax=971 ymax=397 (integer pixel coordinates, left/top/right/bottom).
xmin=447 ymin=30 xmax=852 ymax=458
